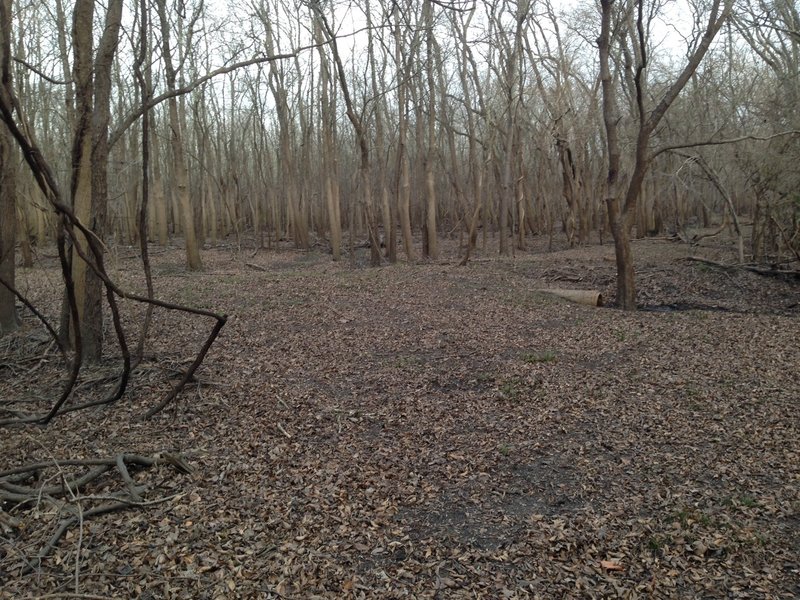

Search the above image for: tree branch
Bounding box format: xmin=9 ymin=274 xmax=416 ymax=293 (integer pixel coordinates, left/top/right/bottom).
xmin=108 ymin=52 xmax=296 ymax=149
xmin=12 ymin=56 xmax=69 ymax=85
xmin=0 ymin=275 xmax=67 ymax=359
xmin=643 ymin=0 xmax=732 ymax=135
xmin=652 ymin=130 xmax=800 ymax=159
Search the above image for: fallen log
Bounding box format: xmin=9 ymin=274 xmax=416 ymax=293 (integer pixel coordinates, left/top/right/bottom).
xmin=537 ymin=288 xmax=604 ymax=307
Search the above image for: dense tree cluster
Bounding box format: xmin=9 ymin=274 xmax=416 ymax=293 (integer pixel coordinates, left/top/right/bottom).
xmin=0 ymin=0 xmax=798 ymax=338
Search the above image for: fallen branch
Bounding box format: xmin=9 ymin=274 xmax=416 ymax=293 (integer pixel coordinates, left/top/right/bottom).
xmin=24 ymin=500 xmax=140 ymax=575
xmin=0 ymin=453 xmax=191 ymax=576
xmin=0 ymin=507 xmax=21 ymax=530
xmin=0 ymin=454 xmax=156 ymax=478
xmin=536 ymin=288 xmax=605 ymax=306
xmin=684 ymin=256 xmax=800 ymax=279
xmin=115 ymin=454 xmax=143 ymax=502
xmin=19 ymin=594 xmax=115 ymax=600
xmin=245 ymin=262 xmax=269 ymax=272
xmin=0 ymin=465 xmax=110 ymax=503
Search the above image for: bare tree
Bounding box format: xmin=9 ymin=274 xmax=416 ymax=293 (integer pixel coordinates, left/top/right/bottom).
xmin=421 ymin=0 xmax=439 ymax=259
xmin=364 ymin=0 xmax=394 ymax=261
xmin=735 ymin=0 xmax=800 ymax=262
xmin=259 ymin=0 xmax=309 ymax=250
xmin=450 ymin=5 xmax=489 ymax=264
xmin=598 ymin=0 xmax=733 ymax=309
xmin=311 ymin=0 xmax=381 ymax=266
xmin=156 ymin=0 xmax=202 ymax=270
xmin=60 ymin=0 xmax=123 ymax=361
xmin=313 ymin=10 xmax=342 ymax=259
xmin=393 ymin=1 xmax=416 ymax=261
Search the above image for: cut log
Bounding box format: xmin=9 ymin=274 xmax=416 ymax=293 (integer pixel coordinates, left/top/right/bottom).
xmin=537 ymin=288 xmax=604 ymax=307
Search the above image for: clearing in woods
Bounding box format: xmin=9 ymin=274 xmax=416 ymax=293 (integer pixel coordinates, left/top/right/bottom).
xmin=1 ymin=235 xmax=798 ymax=598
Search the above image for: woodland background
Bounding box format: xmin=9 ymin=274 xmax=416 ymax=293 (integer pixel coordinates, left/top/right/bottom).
xmin=0 ymin=0 xmax=798 ymax=336
xmin=0 ymin=0 xmax=799 ymax=597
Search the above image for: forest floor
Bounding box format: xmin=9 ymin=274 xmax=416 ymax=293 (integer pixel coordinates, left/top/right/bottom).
xmin=1 ymin=232 xmax=798 ymax=599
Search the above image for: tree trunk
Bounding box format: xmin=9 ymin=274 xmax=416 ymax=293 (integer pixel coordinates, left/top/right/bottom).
xmin=151 ymin=152 xmax=168 ymax=244
xmin=366 ymin=0 xmax=392 ymax=260
xmin=607 ymin=197 xmax=636 ymax=309
xmin=313 ymin=18 xmax=342 ymax=260
xmin=55 ymin=0 xmax=122 ymax=360
xmin=312 ymin=1 xmax=380 ymax=266
xmin=157 ymin=0 xmax=201 ymax=270
xmin=422 ymin=0 xmax=439 ymax=260
xmin=0 ymin=71 xmax=16 ymax=334
xmin=393 ymin=4 xmax=415 ymax=262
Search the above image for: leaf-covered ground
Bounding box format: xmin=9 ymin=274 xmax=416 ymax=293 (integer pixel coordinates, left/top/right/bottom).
xmin=1 ymin=235 xmax=798 ymax=599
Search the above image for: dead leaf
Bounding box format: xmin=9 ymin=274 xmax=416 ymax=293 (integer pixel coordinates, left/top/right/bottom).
xmin=1 ymin=242 xmax=797 ymax=599
xmin=601 ymin=560 xmax=624 ymax=571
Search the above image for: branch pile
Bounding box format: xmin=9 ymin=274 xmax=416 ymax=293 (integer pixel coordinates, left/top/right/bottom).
xmin=1 ymin=452 xmax=192 ymax=577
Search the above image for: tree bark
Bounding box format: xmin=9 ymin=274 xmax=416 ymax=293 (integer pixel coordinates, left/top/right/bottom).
xmin=0 ymin=0 xmax=16 ymax=335
xmin=599 ymin=0 xmax=731 ymax=309
xmin=393 ymin=3 xmax=415 ymax=262
xmin=157 ymin=0 xmax=201 ymax=270
xmin=67 ymin=0 xmax=123 ymax=361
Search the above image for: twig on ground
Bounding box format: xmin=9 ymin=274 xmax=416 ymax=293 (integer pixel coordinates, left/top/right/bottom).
xmin=19 ymin=594 xmax=116 ymax=600
xmin=245 ymin=262 xmax=268 ymax=272
xmin=115 ymin=454 xmax=143 ymax=502
xmin=24 ymin=501 xmax=140 ymax=575
xmin=2 ymin=452 xmax=192 ymax=576
xmin=0 ymin=455 xmax=156 ymax=478
xmin=74 ymin=498 xmax=84 ymax=594
xmin=0 ymin=466 xmax=111 ymax=503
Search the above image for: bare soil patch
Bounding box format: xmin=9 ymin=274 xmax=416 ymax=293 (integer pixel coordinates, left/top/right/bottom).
xmin=1 ymin=236 xmax=798 ymax=599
